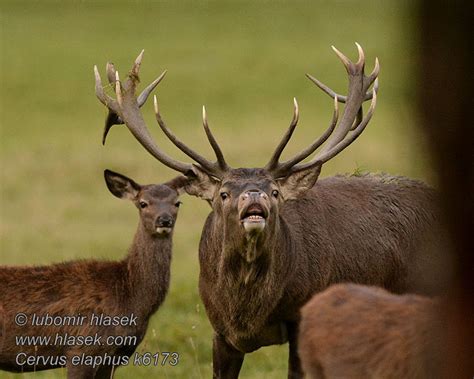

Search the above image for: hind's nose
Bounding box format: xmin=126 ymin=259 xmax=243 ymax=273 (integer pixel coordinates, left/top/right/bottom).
xmin=156 ymin=215 xmax=174 ymax=228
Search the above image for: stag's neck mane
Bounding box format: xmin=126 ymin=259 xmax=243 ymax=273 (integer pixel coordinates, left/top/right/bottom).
xmin=124 ymin=221 xmax=172 ymax=318
xmin=213 ymin=215 xmax=296 ymax=337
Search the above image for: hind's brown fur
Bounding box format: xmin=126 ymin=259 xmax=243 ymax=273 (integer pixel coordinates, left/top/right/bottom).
xmin=0 ymin=171 xmax=185 ymax=378
xmin=298 ymin=284 xmax=441 ymax=379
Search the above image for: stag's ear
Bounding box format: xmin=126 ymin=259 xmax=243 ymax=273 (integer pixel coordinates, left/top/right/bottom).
xmin=104 ymin=169 xmax=141 ymax=200
xmin=277 ymin=165 xmax=321 ymax=200
xmin=182 ymin=165 xmax=219 ymax=201
xmin=165 ymin=175 xmax=190 ymax=195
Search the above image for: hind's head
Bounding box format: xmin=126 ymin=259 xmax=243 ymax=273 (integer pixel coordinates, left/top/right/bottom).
xmin=104 ymin=169 xmax=187 ymax=237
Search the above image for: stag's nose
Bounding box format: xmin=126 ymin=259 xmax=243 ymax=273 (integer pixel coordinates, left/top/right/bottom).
xmin=156 ymin=215 xmax=174 ymax=228
xmin=242 ymin=190 xmax=268 ymax=201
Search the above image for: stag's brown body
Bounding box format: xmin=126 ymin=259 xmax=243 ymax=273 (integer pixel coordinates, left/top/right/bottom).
xmin=198 ymin=172 xmax=439 ymax=352
xmin=0 ymin=171 xmax=184 ymax=378
xmin=94 ymin=45 xmax=442 ymax=378
xmin=298 ymin=283 xmax=441 ymax=379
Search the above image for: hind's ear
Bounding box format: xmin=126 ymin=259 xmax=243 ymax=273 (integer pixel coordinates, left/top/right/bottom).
xmin=104 ymin=169 xmax=141 ymax=200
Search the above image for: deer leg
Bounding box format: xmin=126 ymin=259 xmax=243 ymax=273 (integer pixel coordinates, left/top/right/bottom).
xmin=212 ymin=333 xmax=244 ymax=379
xmin=95 ymin=364 xmax=115 ymax=379
xmin=66 ymin=363 xmax=98 ymax=379
xmin=287 ymin=321 xmax=304 ymax=379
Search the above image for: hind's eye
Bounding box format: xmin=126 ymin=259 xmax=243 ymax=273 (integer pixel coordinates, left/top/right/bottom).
xmin=139 ymin=201 xmax=148 ymax=209
xmin=271 ymin=190 xmax=279 ymax=198
xmin=175 ymin=201 xmax=182 ymax=208
xmin=220 ymin=192 xmax=229 ymax=201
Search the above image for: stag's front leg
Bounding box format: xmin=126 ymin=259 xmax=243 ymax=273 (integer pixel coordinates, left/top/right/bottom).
xmin=287 ymin=321 xmax=304 ymax=379
xmin=94 ymin=364 xmax=115 ymax=379
xmin=213 ymin=333 xmax=244 ymax=379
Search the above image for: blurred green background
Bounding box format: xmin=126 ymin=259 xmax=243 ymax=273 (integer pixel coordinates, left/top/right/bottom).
xmin=1 ymin=1 xmax=429 ymax=378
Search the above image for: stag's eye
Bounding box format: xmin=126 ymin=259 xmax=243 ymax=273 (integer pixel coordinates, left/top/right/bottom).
xmin=139 ymin=201 xmax=148 ymax=209
xmin=175 ymin=201 xmax=182 ymax=208
xmin=271 ymin=190 xmax=279 ymax=198
xmin=220 ymin=192 xmax=229 ymax=201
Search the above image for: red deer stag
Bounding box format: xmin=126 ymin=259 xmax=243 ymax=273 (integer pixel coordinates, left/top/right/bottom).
xmin=298 ymin=284 xmax=441 ymax=379
xmin=94 ymin=44 xmax=441 ymax=378
xmin=0 ymin=170 xmax=186 ymax=378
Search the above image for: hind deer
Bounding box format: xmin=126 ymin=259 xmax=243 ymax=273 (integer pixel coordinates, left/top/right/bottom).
xmin=94 ymin=44 xmax=442 ymax=378
xmin=0 ymin=170 xmax=186 ymax=378
xmin=298 ymin=284 xmax=441 ymax=379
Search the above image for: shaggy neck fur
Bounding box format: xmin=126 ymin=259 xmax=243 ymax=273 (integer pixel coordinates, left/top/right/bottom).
xmin=216 ymin=215 xmax=294 ymax=337
xmin=125 ymin=221 xmax=172 ymax=320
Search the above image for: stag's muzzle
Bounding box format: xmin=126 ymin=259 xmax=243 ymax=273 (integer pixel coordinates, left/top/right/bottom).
xmin=239 ymin=191 xmax=269 ymax=233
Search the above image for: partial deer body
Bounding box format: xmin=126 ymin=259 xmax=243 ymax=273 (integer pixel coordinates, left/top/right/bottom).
xmin=198 ymin=172 xmax=438 ymax=349
xmin=0 ymin=170 xmax=185 ymax=378
xmin=94 ymin=44 xmax=441 ymax=378
xmin=298 ymin=283 xmax=441 ymax=379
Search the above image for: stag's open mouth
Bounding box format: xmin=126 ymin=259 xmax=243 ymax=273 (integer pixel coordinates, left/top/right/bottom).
xmin=240 ymin=204 xmax=267 ymax=233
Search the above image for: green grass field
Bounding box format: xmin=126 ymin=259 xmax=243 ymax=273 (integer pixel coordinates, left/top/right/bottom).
xmin=1 ymin=1 xmax=432 ymax=378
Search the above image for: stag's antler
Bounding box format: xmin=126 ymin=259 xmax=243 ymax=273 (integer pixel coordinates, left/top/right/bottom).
xmin=97 ymin=52 xmax=167 ymax=145
xmin=94 ymin=44 xmax=379 ymax=182
xmin=266 ymin=43 xmax=379 ymax=178
xmin=94 ymin=50 xmax=228 ymax=178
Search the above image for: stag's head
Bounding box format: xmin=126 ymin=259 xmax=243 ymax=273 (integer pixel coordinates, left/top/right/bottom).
xmin=104 ymin=169 xmax=186 ymax=237
xmin=95 ymin=44 xmax=379 ymax=251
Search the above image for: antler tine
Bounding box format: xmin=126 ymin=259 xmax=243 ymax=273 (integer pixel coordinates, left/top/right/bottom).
xmin=297 ymin=87 xmax=377 ymax=170
xmin=153 ymin=96 xmax=223 ymax=177
xmin=318 ymin=43 xmax=376 ymax=153
xmin=100 ymin=56 xmax=166 ymax=145
xmin=305 ymin=73 xmax=346 ymax=103
xmin=106 ymin=62 xmax=116 ymax=84
xmin=355 ymin=42 xmax=365 ymax=70
xmin=332 ymin=45 xmax=353 ymax=74
xmin=265 ymin=98 xmax=300 ymax=170
xmin=94 ymin=65 xmax=116 ymax=108
xmin=94 ymin=55 xmax=195 ymax=176
xmin=95 ymin=64 xmax=123 ymax=145
xmin=127 ymin=50 xmax=168 ymax=107
xmin=369 ymin=57 xmax=380 ymax=82
xmin=306 ymin=73 xmax=376 ymax=103
xmin=351 ymin=76 xmax=379 ymax=131
xmin=267 ymin=44 xmax=379 ymax=178
xmin=137 ymin=70 xmax=167 ymax=106
xmin=102 ymin=113 xmax=119 ymax=145
xmin=272 ymin=96 xmax=339 ymax=178
xmin=202 ymin=106 xmax=229 ymax=171
xmin=115 ymin=71 xmax=123 ymax=107
xmin=132 ymin=49 xmax=145 ymax=76
xmin=351 ymin=107 xmax=363 ymax=131
xmin=122 ymin=49 xmax=145 ymax=94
